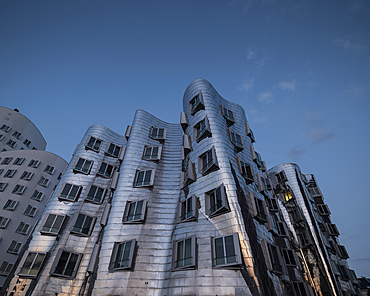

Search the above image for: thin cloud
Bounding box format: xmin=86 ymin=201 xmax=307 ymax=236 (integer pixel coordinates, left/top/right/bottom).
xmin=288 ymin=146 xmax=306 ymax=161
xmin=351 ymin=257 xmax=370 ymax=262
xmin=248 ymin=109 xmax=268 ymax=122
xmin=257 ymin=91 xmax=274 ymax=103
xmin=276 ymin=79 xmax=297 ymax=91
xmin=246 ymin=48 xmax=256 ymax=60
xmin=340 ymin=85 xmax=366 ymax=104
xmin=238 ymin=77 xmax=255 ymax=92
xmin=302 ymin=111 xmax=337 ymax=146
xmin=334 ymin=37 xmax=367 ymax=53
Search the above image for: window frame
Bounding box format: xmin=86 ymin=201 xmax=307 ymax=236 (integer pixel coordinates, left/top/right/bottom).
xmin=3 ymin=199 xmax=18 ymax=211
xmin=16 ymin=222 xmax=30 ymax=235
xmin=7 ymin=240 xmax=22 ymax=254
xmin=84 ymin=184 xmax=106 ymax=204
xmin=105 ymin=142 xmax=122 ymax=158
xmin=308 ymin=187 xmax=322 ymax=198
xmin=12 ymin=184 xmax=26 ymax=195
xmin=58 ymin=182 xmax=82 ymax=202
xmin=142 ymin=145 xmax=162 ymax=161
xmin=317 ymin=204 xmax=331 ymax=216
xmin=149 ymin=127 xmax=167 ymax=141
xmin=237 ymin=157 xmax=254 ymax=184
xmin=133 ymin=169 xmax=155 ymax=187
xmin=122 ymin=200 xmax=147 ymax=224
xmin=211 ymin=233 xmax=242 ymax=268
xmin=0 ymin=261 xmax=13 ymax=276
xmin=245 ymin=121 xmax=255 ymax=143
xmin=181 ymin=157 xmax=196 ymax=188
xmin=23 ymin=139 xmax=31 ymax=147
xmin=20 ymin=171 xmax=34 ymax=180
xmin=220 ymin=105 xmax=235 ymax=125
xmin=0 ymin=182 xmax=8 ymax=192
xmin=85 ymin=135 xmax=103 ymax=153
xmin=177 ymin=195 xmax=198 ymax=223
xmin=28 ymin=159 xmax=40 ymax=168
xmin=205 ymin=184 xmax=230 ymax=218
xmin=50 ymin=249 xmax=83 ymax=279
xmin=0 ymin=217 xmax=10 ymax=228
xmin=96 ymin=161 xmax=115 ymax=178
xmin=44 ymin=165 xmax=55 ymax=175
xmin=18 ymin=251 xmax=47 ymax=278
xmin=6 ymin=139 xmax=16 ymax=148
xmin=38 ymin=176 xmax=50 ymax=187
xmin=1 ymin=157 xmax=13 ymax=165
xmin=70 ymin=212 xmax=96 ymax=236
xmin=0 ymin=124 xmax=11 ymax=132
xmin=13 ymin=157 xmax=25 ymax=165
xmin=194 ymin=117 xmax=211 ymax=143
xmin=4 ymin=169 xmax=17 ymax=178
xmin=275 ymin=170 xmax=288 ymax=184
xmin=326 ymin=223 xmax=340 ymax=236
xmin=39 ymin=213 xmax=67 ymax=236
xmin=73 ymin=157 xmax=93 ymax=175
xmin=24 ymin=205 xmax=37 ymax=217
xmin=12 ymin=131 xmax=22 ymax=139
xmin=298 ymin=231 xmax=313 ymax=248
xmin=198 ymin=146 xmax=219 ymax=176
xmin=31 ymin=190 xmax=44 ymax=202
xmin=172 ymin=236 xmax=196 ymax=270
xmin=228 ymin=129 xmax=244 ymax=151
xmin=282 ymin=249 xmax=297 ymax=267
xmin=262 ymin=239 xmax=284 ymax=275
xmin=109 ymin=240 xmax=137 ymax=271
xmin=188 ymin=92 xmax=205 ymax=115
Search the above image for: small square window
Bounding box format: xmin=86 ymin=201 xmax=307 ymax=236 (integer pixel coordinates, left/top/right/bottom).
xmin=7 ymin=240 xmax=22 ymax=254
xmin=50 ymin=250 xmax=82 ymax=278
xmin=3 ymin=199 xmax=18 ymax=211
xmin=28 ymin=159 xmax=40 ymax=168
xmin=97 ymin=162 xmax=115 ymax=178
xmin=39 ymin=213 xmax=67 ymax=235
xmin=44 ymin=165 xmax=55 ymax=175
xmin=122 ymin=200 xmax=147 ymax=223
xmin=308 ymin=187 xmax=322 ymax=198
xmin=12 ymin=184 xmax=26 ymax=195
xmin=0 ymin=182 xmax=8 ymax=192
xmin=16 ymin=222 xmax=30 ymax=235
xmin=59 ymin=183 xmax=82 ymax=202
xmin=12 ymin=131 xmax=21 ymax=139
xmin=23 ymin=139 xmax=31 ymax=147
xmin=7 ymin=139 xmax=16 ymax=148
xmin=85 ymin=136 xmax=102 ymax=152
xmin=211 ymin=233 xmax=242 ymax=268
xmin=0 ymin=261 xmax=13 ymax=276
xmin=70 ymin=213 xmax=95 ymax=236
xmin=133 ymin=169 xmax=155 ymax=187
xmin=178 ymin=195 xmax=197 ymax=223
xmin=317 ymin=204 xmax=331 ymax=215
xmin=181 ymin=157 xmax=196 ymax=188
xmin=24 ymin=205 xmax=37 ymax=217
xmin=220 ymin=105 xmax=235 ymax=125
xmin=18 ymin=252 xmax=46 ymax=278
xmin=38 ymin=176 xmax=49 ymax=187
xmin=0 ymin=124 xmax=11 ymax=132
xmin=149 ymin=127 xmax=167 ymax=141
xmin=13 ymin=157 xmax=25 ymax=165
xmin=31 ymin=190 xmax=44 ymax=201
xmin=199 ymin=146 xmax=219 ymax=176
xmin=205 ymin=184 xmax=230 ymax=218
xmin=282 ymin=249 xmax=297 ymax=266
xmin=172 ymin=237 xmax=196 ymax=270
xmin=4 ymin=169 xmax=17 ymax=178
xmin=188 ymin=92 xmax=205 ymax=115
xmin=142 ymin=146 xmax=162 ymax=161
xmin=229 ymin=130 xmax=244 ymax=151
xmin=326 ymin=223 xmax=340 ymax=236
xmin=237 ymin=158 xmax=254 ymax=184
xmin=105 ymin=142 xmax=122 ymax=158
xmin=85 ymin=184 xmax=106 ymax=204
xmin=109 ymin=240 xmax=136 ymax=271
xmin=194 ymin=117 xmax=211 ymax=142
xmin=20 ymin=171 xmax=33 ymax=180
xmin=0 ymin=217 xmax=10 ymax=228
xmin=73 ymin=157 xmax=93 ymax=174
xmin=275 ymin=171 xmax=288 ymax=184
xmin=1 ymin=157 xmax=13 ymax=165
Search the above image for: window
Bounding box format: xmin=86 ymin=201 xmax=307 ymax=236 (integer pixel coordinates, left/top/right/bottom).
xmin=181 ymin=157 xmax=196 ymax=188
xmin=266 ymin=198 xmax=279 ymax=212
xmin=237 ymin=158 xmax=254 ymax=184
xmin=20 ymin=171 xmax=33 ymax=180
xmin=282 ymin=249 xmax=297 ymax=266
xmin=194 ymin=117 xmax=211 ymax=142
xmin=178 ymin=195 xmax=197 ymax=223
xmin=3 ymin=199 xmax=18 ymax=211
xmin=40 ymin=214 xmax=66 ymax=235
xmin=199 ymin=146 xmax=219 ymax=175
xmin=221 ymin=105 xmax=235 ymax=125
xmin=0 ymin=261 xmax=13 ymax=276
xmin=18 ymin=252 xmax=46 ymax=278
xmin=105 ymin=142 xmax=122 ymax=158
xmin=338 ymin=264 xmax=350 ymax=281
xmin=50 ymin=250 xmax=82 ymax=278
xmin=338 ymin=245 xmax=349 ymax=259
xmin=85 ymin=184 xmax=106 ymax=204
xmin=211 ymin=233 xmax=242 ymax=268
xmin=24 ymin=205 xmax=37 ymax=217
xmin=0 ymin=124 xmax=11 ymax=132
xmin=206 ymin=184 xmax=230 ymax=218
xmin=16 ymin=222 xmax=30 ymax=235
xmin=12 ymin=131 xmax=21 ymax=139
xmin=283 ymin=189 xmax=293 ymax=202
xmin=172 ymin=237 xmax=196 ymax=270
xmin=0 ymin=217 xmax=10 ymax=228
xmin=254 ymin=195 xmax=268 ymax=223
xmin=59 ymin=183 xmax=82 ymax=202
xmin=245 ymin=121 xmax=255 ymax=143
xmin=44 ymin=165 xmax=55 ymax=175
xmin=73 ymin=157 xmax=93 ymax=174
xmin=97 ymin=162 xmax=115 ymax=178
xmin=70 ymin=213 xmax=95 ymax=236
xmin=38 ymin=176 xmax=49 ymax=187
xmin=257 ymin=173 xmax=269 ymax=197
xmin=188 ymin=92 xmax=204 ymax=115
xmin=1 ymin=157 xmax=13 ymax=164
xmin=28 ymin=159 xmax=40 ymax=168
xmin=134 ymin=169 xmax=155 ymax=187
xmin=4 ymin=169 xmax=17 ymax=177
xmin=317 ymin=204 xmax=331 ymax=215
xmin=298 ymin=231 xmax=312 ymax=248
xmin=12 ymin=184 xmax=26 ymax=194
xmin=109 ymin=240 xmax=136 ymax=271
xmin=293 ymin=282 xmax=309 ymax=296
xmin=326 ymin=223 xmax=340 ymax=236
xmin=149 ymin=127 xmax=167 ymax=141
xmin=23 ymin=139 xmax=31 ymax=147
xmin=85 ymin=136 xmax=102 ymax=152
xmin=289 ymin=207 xmax=304 ymax=224
xmin=308 ymin=187 xmax=322 ymax=198
xmin=122 ymin=200 xmax=147 ymax=223
xmin=262 ymin=240 xmax=284 ymax=274
xmin=277 ymin=221 xmax=287 ymax=236
xmin=0 ymin=182 xmax=7 ymax=192
xmin=31 ymin=190 xmax=44 ymax=201
xmin=142 ymin=146 xmax=162 ymax=161
xmin=13 ymin=157 xmax=25 ymax=165
xmin=229 ymin=130 xmax=244 ymax=151
xmin=275 ymin=170 xmax=288 ymax=184
xmin=7 ymin=240 xmax=22 ymax=254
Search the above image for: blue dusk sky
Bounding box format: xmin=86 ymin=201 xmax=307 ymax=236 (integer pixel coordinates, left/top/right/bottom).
xmin=1 ymin=0 xmax=369 ymax=276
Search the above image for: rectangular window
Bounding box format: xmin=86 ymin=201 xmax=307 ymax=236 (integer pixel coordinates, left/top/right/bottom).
xmin=245 ymin=121 xmax=255 ymax=143
xmin=31 ymin=190 xmax=44 ymax=201
xmin=0 ymin=217 xmax=10 ymax=228
xmin=20 ymin=171 xmax=33 ymax=180
xmin=289 ymin=207 xmax=304 ymax=224
xmin=28 ymin=159 xmax=40 ymax=168
xmin=317 ymin=204 xmax=331 ymax=215
xmin=149 ymin=127 xmax=167 ymax=141
xmin=142 ymin=146 xmax=161 ymax=161
xmin=0 ymin=262 xmax=13 ymax=276
xmin=6 ymin=139 xmax=16 ymax=147
xmin=237 ymin=158 xmax=254 ymax=184
xmin=212 ymin=233 xmax=242 ymax=268
xmin=12 ymin=131 xmax=21 ymax=139
xmin=298 ymin=231 xmax=312 ymax=248
xmin=221 ymin=106 xmax=235 ymax=125
xmin=293 ymin=282 xmax=309 ymax=296
xmin=7 ymin=240 xmax=22 ymax=254
xmin=255 ymin=196 xmax=268 ymax=223
xmin=85 ymin=136 xmax=102 ymax=152
xmin=178 ymin=195 xmax=197 ymax=223
xmin=123 ymin=200 xmax=147 ymax=223
xmin=194 ymin=117 xmax=211 ymax=142
xmin=40 ymin=214 xmax=66 ymax=235
xmin=73 ymin=157 xmax=93 ymax=174
xmin=38 ymin=176 xmax=49 ymax=187
xmin=16 ymin=222 xmax=30 ymax=235
xmin=71 ymin=213 xmax=95 ymax=236
xmin=23 ymin=139 xmax=31 ymax=147
xmin=105 ymin=142 xmax=122 ymax=158
xmin=134 ymin=169 xmax=155 ymax=187
xmin=229 ymin=130 xmax=244 ymax=151
xmin=13 ymin=157 xmax=25 ymax=165
xmin=308 ymin=187 xmax=322 ymax=198
xmin=338 ymin=245 xmax=349 ymax=259
xmin=12 ymin=184 xmax=26 ymax=195
xmin=275 ymin=171 xmax=288 ymax=184
xmin=1 ymin=157 xmax=13 ymax=165
xmin=97 ymin=162 xmax=115 ymax=178
xmin=206 ymin=184 xmax=230 ymax=218
xmin=188 ymin=92 xmax=204 ymax=115
xmin=172 ymin=237 xmax=196 ymax=270
xmin=4 ymin=169 xmax=17 ymax=178
xmin=0 ymin=124 xmax=11 ymax=132
xmin=109 ymin=240 xmax=136 ymax=271
xmin=199 ymin=146 xmax=219 ymax=175
xmin=85 ymin=184 xmax=106 ymax=204
xmin=44 ymin=165 xmax=55 ymax=175
xmin=266 ymin=198 xmax=279 ymax=212
xmin=338 ymin=265 xmax=350 ymax=281
xmin=59 ymin=183 xmax=82 ymax=202
xmin=257 ymin=173 xmax=269 ymax=197
xmin=50 ymin=250 xmax=82 ymax=278
xmin=0 ymin=182 xmax=7 ymax=192
xmin=326 ymin=223 xmax=340 ymax=236
xmin=268 ymin=244 xmax=284 ymax=274
xmin=283 ymin=189 xmax=294 ymax=202
xmin=181 ymin=157 xmax=196 ymax=188
xmin=3 ymin=199 xmax=18 ymax=211
xmin=282 ymin=249 xmax=297 ymax=266
xmin=24 ymin=205 xmax=37 ymax=217
xmin=18 ymin=252 xmax=46 ymax=278
xmin=277 ymin=221 xmax=287 ymax=236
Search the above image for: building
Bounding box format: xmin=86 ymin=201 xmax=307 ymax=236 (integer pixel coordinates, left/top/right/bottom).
xmin=2 ymin=79 xmax=360 ymax=296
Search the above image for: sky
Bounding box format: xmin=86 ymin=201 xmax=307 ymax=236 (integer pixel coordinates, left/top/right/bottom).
xmin=1 ymin=0 xmax=369 ymax=277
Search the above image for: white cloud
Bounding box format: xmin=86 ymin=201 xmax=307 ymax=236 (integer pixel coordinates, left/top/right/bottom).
xmin=334 ymin=37 xmax=367 ymax=53
xmin=248 ymin=109 xmax=268 ymax=122
xmin=277 ymin=79 xmax=297 ymax=91
xmin=257 ymin=91 xmax=274 ymax=103
xmin=239 ymin=77 xmax=255 ymax=92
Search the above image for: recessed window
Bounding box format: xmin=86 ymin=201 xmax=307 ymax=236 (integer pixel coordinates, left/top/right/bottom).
xmin=257 ymin=173 xmax=269 ymax=197
xmin=109 ymin=240 xmax=136 ymax=271
xmin=245 ymin=121 xmax=255 ymax=143
xmin=206 ymin=184 xmax=230 ymax=218
xmin=298 ymin=231 xmax=312 ymax=248
xmin=143 ymin=146 xmax=162 ymax=161
xmin=0 ymin=124 xmax=11 ymax=132
xmin=262 ymin=240 xmax=284 ymax=274
xmin=134 ymin=169 xmax=155 ymax=187
xmin=293 ymin=282 xmax=310 ymax=296
xmin=44 ymin=165 xmax=55 ymax=175
xmin=178 ymin=195 xmax=197 ymax=223
xmin=12 ymin=131 xmax=21 ymax=139
xmin=255 ymin=196 xmax=268 ymax=223
xmin=7 ymin=240 xmax=22 ymax=254
xmin=282 ymin=249 xmax=297 ymax=266
xmin=105 ymin=142 xmax=122 ymax=158
xmin=338 ymin=264 xmax=350 ymax=281
xmin=18 ymin=252 xmax=46 ymax=278
xmin=266 ymin=198 xmax=279 ymax=212
xmin=85 ymin=184 xmax=106 ymax=204
xmin=28 ymin=159 xmax=40 ymax=168
xmin=23 ymin=139 xmax=31 ymax=147
xmin=39 ymin=213 xmax=67 ymax=235
xmin=0 ymin=169 xmax=3 ymax=175
xmin=3 ymin=199 xmax=18 ymax=211
xmin=85 ymin=136 xmax=102 ymax=152
xmin=188 ymin=92 xmax=205 ymax=115
xmin=13 ymin=157 xmax=25 ymax=165
xmin=24 ymin=205 xmax=37 ymax=217
xmin=149 ymin=127 xmax=167 ymax=141
xmin=59 ymin=183 xmax=82 ymax=202
xmin=289 ymin=207 xmax=304 ymax=224
xmin=0 ymin=182 xmax=7 ymax=192
xmin=237 ymin=158 xmax=254 ymax=184
xmin=326 ymin=223 xmax=340 ymax=236
xmin=70 ymin=213 xmax=95 ymax=236
xmin=73 ymin=157 xmax=93 ymax=174
xmin=317 ymin=204 xmax=330 ymax=215
xmin=50 ymin=250 xmax=82 ymax=278
xmin=1 ymin=157 xmax=13 ymax=165
xmin=338 ymin=245 xmax=349 ymax=259
xmin=122 ymin=200 xmax=147 ymax=223
xmin=181 ymin=157 xmax=196 ymax=188
xmin=4 ymin=169 xmax=17 ymax=178
xmin=0 ymin=262 xmax=13 ymax=276
xmin=12 ymin=184 xmax=26 ymax=195
xmin=16 ymin=222 xmax=30 ymax=235
xmin=277 ymin=221 xmax=287 ymax=237
xmin=172 ymin=237 xmax=196 ymax=270
xmin=221 ymin=105 xmax=235 ymax=125
xmin=97 ymin=162 xmax=115 ymax=178
xmin=308 ymin=187 xmax=322 ymax=198
xmin=38 ymin=176 xmax=49 ymax=187
xmin=275 ymin=171 xmax=287 ymax=184
xmin=229 ymin=130 xmax=244 ymax=151
xmin=199 ymin=146 xmax=219 ymax=176
xmin=31 ymin=190 xmax=44 ymax=202
xmin=283 ymin=189 xmax=294 ymax=202
xmin=0 ymin=217 xmax=10 ymax=228
xmin=211 ymin=233 xmax=242 ymax=268
xmin=20 ymin=171 xmax=33 ymax=180
xmin=194 ymin=117 xmax=211 ymax=142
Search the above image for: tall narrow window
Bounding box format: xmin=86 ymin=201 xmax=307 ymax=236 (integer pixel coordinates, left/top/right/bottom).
xmin=85 ymin=136 xmax=102 ymax=152
xmin=110 ymin=240 xmax=136 ymax=271
xmin=73 ymin=158 xmax=93 ymax=174
xmin=178 ymin=195 xmax=197 ymax=223
xmin=237 ymin=158 xmax=254 ymax=184
xmin=172 ymin=237 xmax=196 ymax=270
xmin=123 ymin=200 xmax=147 ymax=223
xmin=18 ymin=252 xmax=46 ymax=278
xmin=188 ymin=92 xmax=204 ymax=115
xmin=0 ymin=182 xmax=7 ymax=192
xmin=229 ymin=130 xmax=244 ymax=151
xmin=39 ymin=214 xmax=66 ymax=235
xmin=194 ymin=117 xmax=211 ymax=142
xmin=199 ymin=146 xmax=219 ymax=175
xmin=50 ymin=250 xmax=82 ymax=278
xmin=221 ymin=106 xmax=235 ymax=125
xmin=59 ymin=183 xmax=82 ymax=202
xmin=212 ymin=233 xmax=242 ymax=268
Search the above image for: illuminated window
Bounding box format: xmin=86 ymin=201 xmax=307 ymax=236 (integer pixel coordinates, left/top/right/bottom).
xmin=284 ymin=189 xmax=293 ymax=201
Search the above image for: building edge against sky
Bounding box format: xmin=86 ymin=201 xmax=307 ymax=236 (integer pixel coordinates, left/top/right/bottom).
xmin=1 ymin=79 xmax=361 ymax=296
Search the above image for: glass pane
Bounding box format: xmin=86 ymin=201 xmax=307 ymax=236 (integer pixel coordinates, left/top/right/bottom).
xmin=43 ymin=214 xmax=56 ymax=231
xmin=177 ymin=240 xmax=184 ymax=267
xmin=20 ymin=252 xmax=36 ymax=275
xmin=73 ymin=214 xmax=85 ymax=232
xmin=55 ymin=251 xmax=69 ymax=275
xmin=134 ymin=201 xmax=143 ymax=220
xmin=81 ymin=216 xmax=92 ymax=234
xmin=30 ymin=253 xmax=45 ymax=275
xmin=65 ymin=253 xmax=79 ymax=276
xmin=127 ymin=203 xmax=136 ymax=221
xmin=184 ymin=238 xmax=192 ymax=266
xmin=225 ymin=235 xmax=236 ymax=264
xmin=215 ymin=237 xmax=225 ymax=265
xmin=70 ymin=185 xmax=79 ymax=199
xmin=52 ymin=215 xmax=64 ymax=233
xmin=143 ymin=171 xmax=151 ymax=185
xmin=61 ymin=184 xmax=72 ymax=198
